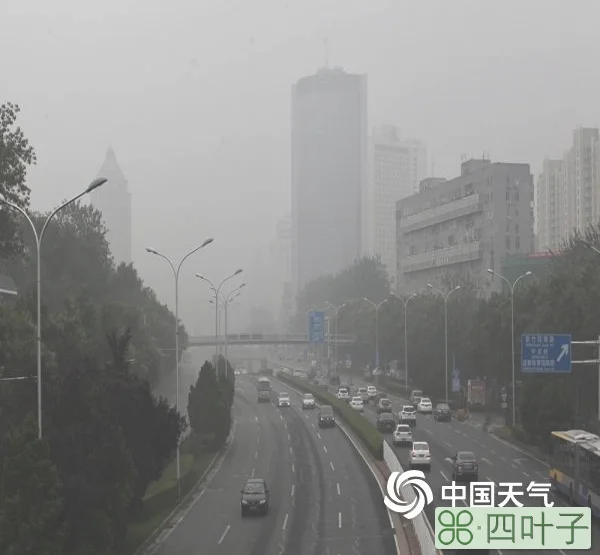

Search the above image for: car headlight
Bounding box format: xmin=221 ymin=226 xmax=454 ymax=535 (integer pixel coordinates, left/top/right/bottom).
xmin=258 ymin=500 xmax=266 ymax=504
xmin=242 ymin=500 xmax=249 ymax=504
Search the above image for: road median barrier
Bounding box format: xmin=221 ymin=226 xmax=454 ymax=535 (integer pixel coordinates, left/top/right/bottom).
xmin=276 ymin=372 xmax=384 ymax=460
xmin=383 ymin=441 xmax=440 ymax=555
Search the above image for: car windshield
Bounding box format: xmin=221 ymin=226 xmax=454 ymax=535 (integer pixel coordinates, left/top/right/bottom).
xmin=358 ymin=388 xmax=367 ymax=393
xmin=244 ymin=482 xmax=265 ymax=494
xmin=380 ymin=399 xmax=391 ymax=405
xmin=402 ymin=407 xmax=415 ymax=413
xmin=396 ymin=425 xmax=410 ymax=432
xmin=458 ymin=452 xmax=476 ymax=461
xmin=303 ymin=394 xmax=313 ymax=399
xmin=352 ymin=397 xmax=362 ymax=402
xmin=338 ymin=388 xmax=348 ymax=393
xmin=413 ymin=442 xmax=429 ymax=451
xmin=437 ymin=404 xmax=449 ymax=410
xmin=421 ymin=398 xmax=431 ymax=403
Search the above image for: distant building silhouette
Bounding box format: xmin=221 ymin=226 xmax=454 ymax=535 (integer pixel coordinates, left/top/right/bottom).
xmin=91 ymin=147 xmax=132 ymax=266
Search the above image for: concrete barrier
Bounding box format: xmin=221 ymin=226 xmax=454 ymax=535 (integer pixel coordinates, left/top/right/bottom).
xmin=383 ymin=441 xmax=440 ymax=555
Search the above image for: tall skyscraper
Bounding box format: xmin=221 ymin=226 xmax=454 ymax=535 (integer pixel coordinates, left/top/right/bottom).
xmin=291 ymin=67 xmax=368 ymax=297
xmin=92 ymin=147 xmax=132 ymax=266
xmin=535 ymin=158 xmax=562 ymax=252
xmin=365 ymin=125 xmax=426 ymax=282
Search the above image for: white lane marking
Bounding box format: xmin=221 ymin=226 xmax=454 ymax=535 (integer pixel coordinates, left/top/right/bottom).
xmin=522 ymin=472 xmax=531 ymax=479
xmin=254 ymin=416 xmax=258 ymax=422
xmin=330 ymin=461 xmax=336 ymax=471
xmin=337 ymin=482 xmax=341 ymax=495
xmin=291 ymin=485 xmax=295 ymax=496
xmin=256 ymin=437 xmax=259 ymax=443
xmin=280 ymin=414 xmax=283 ymax=420
xmin=251 ymin=468 xmax=255 ymax=478
xmin=500 ymin=456 xmax=507 ymax=462
xmin=217 ymin=525 xmax=230 ymax=545
xmin=324 ymin=445 xmax=328 ymax=453
xmin=440 ymin=471 xmax=449 ymax=481
xmin=317 ymin=432 xmax=322 ymax=439
xmin=490 ymin=449 xmax=497 ymax=455
xmin=481 ymin=457 xmax=492 ymax=465
xmin=254 ymin=451 xmax=258 ymax=459
xmin=338 ymin=511 xmax=342 ymax=528
xmin=288 ymin=434 xmax=291 ymax=441
xmin=312 ymin=423 xmax=316 ymax=428
xmin=282 ymin=513 xmax=289 ymax=530
xmin=284 ymin=423 xmax=287 ymax=429
xmin=511 ymin=464 xmax=518 ymax=469
xmin=444 ymin=441 xmax=452 ymax=448
xmin=291 ymin=462 xmax=295 ymax=472
xmin=486 ymin=476 xmax=494 ymax=482
xmin=445 ymin=457 xmax=453 ymax=464
xmin=425 ymin=429 xmax=433 ymax=436
xmin=559 ymin=550 xmax=566 ymax=555
xmin=289 ymin=447 xmax=293 ymax=455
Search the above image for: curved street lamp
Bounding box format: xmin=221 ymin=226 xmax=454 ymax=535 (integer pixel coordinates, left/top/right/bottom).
xmin=487 ymin=269 xmax=532 ymax=428
xmin=391 ymin=292 xmax=419 ymax=394
xmin=146 ymin=237 xmax=214 ymax=501
xmin=196 ymin=269 xmax=243 ymax=366
xmin=362 ymin=298 xmax=389 ymax=371
xmin=325 ymin=302 xmax=347 ymax=373
xmin=0 ymin=176 xmax=107 ymax=439
xmin=222 ymin=283 xmax=246 ymax=363
xmin=427 ymin=284 xmax=460 ymax=404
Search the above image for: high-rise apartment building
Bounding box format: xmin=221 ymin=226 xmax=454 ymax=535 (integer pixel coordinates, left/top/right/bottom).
xmin=396 ymin=159 xmax=534 ymax=296
xmin=291 ymin=67 xmax=368 ymax=297
xmin=92 ymin=147 xmax=132 ymax=266
xmin=535 ymin=158 xmax=563 ymax=252
xmin=365 ymin=125 xmax=426 ymax=282
xmin=535 ymin=127 xmax=600 ymax=250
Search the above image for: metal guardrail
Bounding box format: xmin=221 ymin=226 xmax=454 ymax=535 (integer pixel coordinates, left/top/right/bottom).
xmin=188 ymin=333 xmax=356 ymax=346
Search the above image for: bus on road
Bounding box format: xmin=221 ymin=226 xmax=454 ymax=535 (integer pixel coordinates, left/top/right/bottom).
xmin=549 ymin=429 xmax=600 ymax=515
xmin=257 ymin=377 xmax=271 ymax=402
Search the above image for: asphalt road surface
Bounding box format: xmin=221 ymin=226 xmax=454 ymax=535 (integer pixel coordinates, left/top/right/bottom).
xmin=328 ymin=374 xmax=600 ymax=555
xmin=150 ymin=372 xmax=397 ymax=555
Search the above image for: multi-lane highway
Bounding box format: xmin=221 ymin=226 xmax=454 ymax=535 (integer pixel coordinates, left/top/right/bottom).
xmin=321 ymin=373 xmax=600 ymax=555
xmin=149 ymin=371 xmax=397 ymax=555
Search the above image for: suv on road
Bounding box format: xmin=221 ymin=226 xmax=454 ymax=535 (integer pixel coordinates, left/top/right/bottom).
xmin=318 ymin=405 xmax=335 ymax=428
xmin=451 ymin=451 xmax=479 ymax=481
xmin=241 ymin=478 xmax=269 ymax=516
xmin=409 ymin=441 xmax=431 ymax=469
xmin=376 ymin=412 xmax=396 ymax=433
xmin=337 ymin=387 xmax=350 ymax=402
xmin=392 ymin=424 xmax=412 ymax=446
xmin=434 ymin=403 xmax=451 ymax=421
xmin=301 ymin=393 xmax=315 ymax=409
xmin=399 ymin=405 xmax=417 ymax=427
xmin=357 ymin=387 xmax=369 ymax=403
xmin=277 ymin=392 xmax=290 ymax=407
xmin=376 ymin=398 xmax=393 ymax=414
xmin=367 ymin=385 xmax=377 ymax=400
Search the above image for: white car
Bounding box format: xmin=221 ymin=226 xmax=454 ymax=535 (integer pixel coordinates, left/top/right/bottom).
xmin=277 ymin=393 xmax=290 ymax=407
xmin=350 ymin=397 xmax=364 ymax=412
xmin=399 ymin=405 xmax=417 ymax=427
xmin=409 ymin=441 xmax=431 ymax=469
xmin=337 ymin=388 xmax=350 ymax=402
xmin=392 ymin=424 xmax=413 ymax=446
xmin=357 ymin=387 xmax=369 ymax=403
xmin=302 ymin=393 xmax=315 ymax=409
xmin=367 ymin=385 xmax=377 ymax=399
xmin=418 ymin=397 xmax=433 ymax=413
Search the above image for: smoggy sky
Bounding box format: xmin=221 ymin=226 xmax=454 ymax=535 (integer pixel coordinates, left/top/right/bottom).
xmin=2 ymin=0 xmax=599 ymax=333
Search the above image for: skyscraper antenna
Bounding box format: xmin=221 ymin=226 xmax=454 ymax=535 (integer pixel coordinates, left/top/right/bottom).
xmin=323 ymin=38 xmax=329 ymax=67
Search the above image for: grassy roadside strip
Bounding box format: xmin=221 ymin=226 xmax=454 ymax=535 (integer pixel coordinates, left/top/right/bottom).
xmin=124 ymin=440 xmax=219 ymax=554
xmin=493 ymin=425 xmax=550 ymax=464
xmin=276 ymin=373 xmax=384 ymax=460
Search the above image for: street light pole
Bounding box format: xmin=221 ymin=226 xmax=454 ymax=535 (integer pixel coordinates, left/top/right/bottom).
xmin=325 ymin=302 xmax=347 ymax=373
xmin=146 ymin=238 xmax=214 ymax=501
xmin=363 ymin=298 xmax=389 ymax=371
xmin=427 ymin=284 xmax=461 ymax=404
xmin=222 ymin=284 xmax=245 ymax=364
xmin=487 ymin=269 xmax=532 ymax=428
xmin=0 ymin=177 xmax=107 ymax=439
xmin=196 ymin=269 xmax=243 ymax=377
xmin=392 ymin=293 xmax=418 ymax=395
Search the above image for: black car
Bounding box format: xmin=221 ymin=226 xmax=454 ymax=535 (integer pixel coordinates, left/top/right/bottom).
xmin=451 ymin=451 xmax=479 ymax=481
xmin=376 ymin=412 xmax=396 ymax=433
xmin=434 ymin=403 xmax=451 ymax=421
xmin=241 ymin=478 xmax=269 ymax=516
xmin=318 ymin=405 xmax=335 ymax=428
xmin=376 ymin=398 xmax=393 ymax=414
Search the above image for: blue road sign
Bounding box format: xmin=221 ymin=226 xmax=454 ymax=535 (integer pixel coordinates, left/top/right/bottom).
xmin=521 ymin=334 xmax=572 ymax=373
xmin=308 ymin=311 xmax=325 ymax=343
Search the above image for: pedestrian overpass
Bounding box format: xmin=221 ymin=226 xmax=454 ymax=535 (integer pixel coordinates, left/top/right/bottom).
xmin=188 ymin=333 xmax=356 ymax=347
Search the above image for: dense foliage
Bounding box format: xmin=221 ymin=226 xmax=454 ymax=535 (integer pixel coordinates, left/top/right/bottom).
xmin=294 ymin=231 xmax=600 ymax=449
xmin=0 ymin=103 xmax=209 ymax=554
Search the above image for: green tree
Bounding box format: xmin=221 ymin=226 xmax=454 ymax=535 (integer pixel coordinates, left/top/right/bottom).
xmin=0 ymin=415 xmax=66 ymax=555
xmin=0 ymin=102 xmax=37 ymax=258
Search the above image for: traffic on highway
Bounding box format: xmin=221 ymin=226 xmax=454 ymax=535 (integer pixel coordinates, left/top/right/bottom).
xmin=149 ymin=370 xmax=397 ymax=555
xmin=279 ymin=359 xmax=600 ymax=555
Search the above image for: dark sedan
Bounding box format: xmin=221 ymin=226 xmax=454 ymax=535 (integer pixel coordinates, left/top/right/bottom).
xmin=376 ymin=398 xmax=393 ymax=414
xmin=451 ymin=451 xmax=479 ymax=481
xmin=241 ymin=478 xmax=269 ymax=516
xmin=433 ymin=402 xmax=451 ymax=421
xmin=376 ymin=412 xmax=396 ymax=433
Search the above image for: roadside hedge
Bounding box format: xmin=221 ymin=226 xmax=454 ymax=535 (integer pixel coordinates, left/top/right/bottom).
xmin=276 ymin=373 xmax=384 ymax=460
